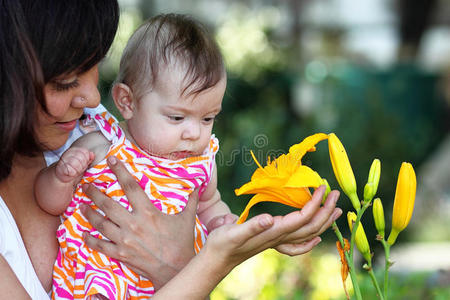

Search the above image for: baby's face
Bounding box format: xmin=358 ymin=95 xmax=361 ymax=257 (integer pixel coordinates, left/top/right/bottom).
xmin=127 ymin=67 xmax=226 ymax=160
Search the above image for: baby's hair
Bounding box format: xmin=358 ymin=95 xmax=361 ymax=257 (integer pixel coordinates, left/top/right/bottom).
xmin=116 ymin=13 xmax=225 ymax=100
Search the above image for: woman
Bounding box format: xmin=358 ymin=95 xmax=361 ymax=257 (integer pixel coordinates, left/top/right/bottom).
xmin=0 ymin=0 xmax=341 ymax=299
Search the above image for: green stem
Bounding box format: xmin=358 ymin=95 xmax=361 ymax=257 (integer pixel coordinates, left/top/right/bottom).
xmin=349 ymin=201 xmax=368 ymax=268
xmin=352 ymin=201 xmax=383 ymax=299
xmin=367 ymin=261 xmax=384 ymax=300
xmin=332 ymin=222 xmax=362 ymax=300
xmin=381 ymin=239 xmax=391 ymax=299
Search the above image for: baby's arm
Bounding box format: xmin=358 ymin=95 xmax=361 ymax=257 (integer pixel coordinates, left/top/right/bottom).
xmin=35 ymin=147 xmax=93 ymax=215
xmin=35 ymin=131 xmax=110 ymax=216
xmin=197 ymin=163 xmax=238 ymax=232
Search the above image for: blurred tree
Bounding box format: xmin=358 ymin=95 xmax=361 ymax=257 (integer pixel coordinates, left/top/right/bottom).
xmin=397 ymin=0 xmax=437 ymax=61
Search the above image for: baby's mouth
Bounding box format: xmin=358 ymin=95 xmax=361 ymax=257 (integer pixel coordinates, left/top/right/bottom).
xmin=170 ymin=151 xmax=194 ymax=159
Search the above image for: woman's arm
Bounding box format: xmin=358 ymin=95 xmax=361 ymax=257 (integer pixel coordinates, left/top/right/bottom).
xmin=0 ymin=255 xmax=31 ymax=300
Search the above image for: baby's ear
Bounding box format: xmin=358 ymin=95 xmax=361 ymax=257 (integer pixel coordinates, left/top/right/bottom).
xmin=112 ymin=83 xmax=135 ymax=119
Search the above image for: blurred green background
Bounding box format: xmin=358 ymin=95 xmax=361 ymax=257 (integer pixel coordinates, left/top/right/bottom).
xmin=99 ymin=0 xmax=450 ymax=298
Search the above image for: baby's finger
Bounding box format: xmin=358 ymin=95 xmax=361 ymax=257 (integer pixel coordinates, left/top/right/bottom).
xmin=89 ymin=151 xmax=95 ymax=163
xmin=65 ymin=164 xmax=77 ymax=177
xmin=106 ymin=156 xmax=154 ymax=213
xmin=82 ymin=183 xmax=131 ymax=227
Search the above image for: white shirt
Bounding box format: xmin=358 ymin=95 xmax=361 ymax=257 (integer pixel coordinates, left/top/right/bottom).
xmin=0 ymin=105 xmax=106 ymax=299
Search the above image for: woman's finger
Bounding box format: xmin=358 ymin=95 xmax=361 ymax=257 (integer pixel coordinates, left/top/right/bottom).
xmin=251 ymin=186 xmax=326 ymax=242
xmin=80 ymin=204 xmax=121 ymax=240
xmin=106 ymin=156 xmax=155 ymax=213
xmin=274 ymin=237 xmax=322 ymax=256
xmin=278 ymin=190 xmax=340 ymax=242
xmin=293 ymin=190 xmax=340 ymax=234
xmin=242 ymin=187 xmax=338 ymax=248
xmin=82 ymin=183 xmax=131 ymax=227
xmin=180 ymin=188 xmax=200 ymax=220
xmin=282 ymin=185 xmax=326 ymax=231
xmin=220 ymin=213 xmax=275 ymax=246
xmin=83 ymin=231 xmax=121 ymax=260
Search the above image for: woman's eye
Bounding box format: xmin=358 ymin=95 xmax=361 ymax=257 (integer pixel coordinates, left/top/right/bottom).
xmin=168 ymin=116 xmax=184 ymax=121
xmin=52 ymin=78 xmax=80 ymax=92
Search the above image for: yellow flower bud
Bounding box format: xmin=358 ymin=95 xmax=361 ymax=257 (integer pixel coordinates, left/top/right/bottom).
xmin=372 ymin=198 xmax=385 ymax=237
xmin=347 ymin=212 xmax=371 ymax=262
xmin=363 ymin=159 xmax=381 ymax=203
xmin=328 ymin=133 xmax=360 ymax=211
xmin=387 ymin=162 xmax=416 ymax=245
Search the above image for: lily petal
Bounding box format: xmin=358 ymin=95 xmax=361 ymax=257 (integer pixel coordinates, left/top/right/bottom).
xmin=236 ymin=191 xmax=311 ymax=224
xmin=289 ymin=133 xmax=328 ymax=160
xmin=235 ymin=177 xmax=288 ymax=196
xmin=284 ymin=165 xmax=323 ymax=188
xmin=237 ymin=194 xmax=289 ymax=224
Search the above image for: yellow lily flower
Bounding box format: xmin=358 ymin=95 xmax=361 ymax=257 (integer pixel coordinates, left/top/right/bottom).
xmin=328 ymin=133 xmax=360 ymax=211
xmin=387 ymin=162 xmax=416 ymax=245
xmin=235 ymin=133 xmax=328 ymax=224
xmin=348 ymin=212 xmax=371 ymax=262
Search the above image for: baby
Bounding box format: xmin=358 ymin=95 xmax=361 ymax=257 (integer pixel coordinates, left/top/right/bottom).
xmin=35 ymin=14 xmax=236 ymax=299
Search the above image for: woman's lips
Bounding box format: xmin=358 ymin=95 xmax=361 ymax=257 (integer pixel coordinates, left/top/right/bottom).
xmin=55 ymin=119 xmax=78 ymax=132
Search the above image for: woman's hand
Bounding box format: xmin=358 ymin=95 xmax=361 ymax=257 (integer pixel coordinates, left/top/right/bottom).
xmin=205 ymin=185 xmax=341 ymax=268
xmin=80 ymin=156 xmax=199 ymax=289
xmin=271 ymin=187 xmax=341 ymax=255
xmin=152 ymin=186 xmax=341 ymax=299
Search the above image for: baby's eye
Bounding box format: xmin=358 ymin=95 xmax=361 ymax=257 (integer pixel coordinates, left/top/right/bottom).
xmin=168 ymin=115 xmax=184 ymax=122
xmin=203 ymin=117 xmax=215 ymax=123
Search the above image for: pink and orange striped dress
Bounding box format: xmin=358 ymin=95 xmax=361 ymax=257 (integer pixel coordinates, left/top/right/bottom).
xmin=52 ymin=111 xmax=218 ymax=299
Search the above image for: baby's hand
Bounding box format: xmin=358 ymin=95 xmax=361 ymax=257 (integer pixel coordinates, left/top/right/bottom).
xmin=55 ymin=147 xmax=94 ymax=183
xmin=206 ymin=213 xmax=239 ymax=232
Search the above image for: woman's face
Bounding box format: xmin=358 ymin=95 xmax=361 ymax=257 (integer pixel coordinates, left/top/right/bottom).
xmin=37 ymin=65 xmax=101 ymax=150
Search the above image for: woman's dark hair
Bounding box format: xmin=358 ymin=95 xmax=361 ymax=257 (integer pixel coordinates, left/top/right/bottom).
xmin=0 ymin=0 xmax=119 ymax=182
xmin=0 ymin=0 xmax=45 ymax=181
xmin=20 ymin=0 xmax=120 ymax=82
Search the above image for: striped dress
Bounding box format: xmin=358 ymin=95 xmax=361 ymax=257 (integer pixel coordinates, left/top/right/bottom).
xmin=52 ymin=111 xmax=218 ymax=299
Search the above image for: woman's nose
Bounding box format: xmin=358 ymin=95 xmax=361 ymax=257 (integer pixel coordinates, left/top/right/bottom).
xmin=71 ymin=66 xmax=101 ymax=108
xmin=71 ymin=91 xmax=100 ymax=108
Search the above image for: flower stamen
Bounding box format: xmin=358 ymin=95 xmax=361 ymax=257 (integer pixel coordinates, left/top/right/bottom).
xmin=250 ymin=150 xmax=270 ymax=176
